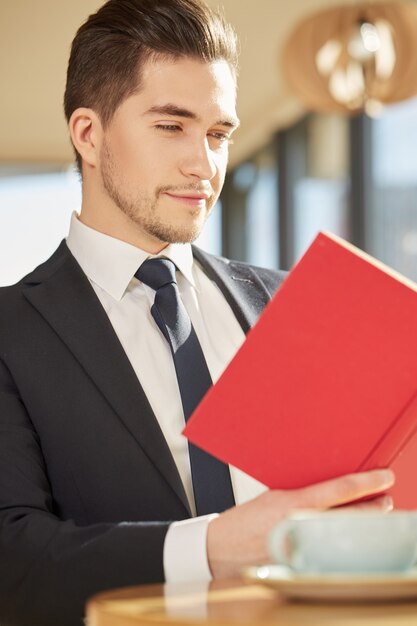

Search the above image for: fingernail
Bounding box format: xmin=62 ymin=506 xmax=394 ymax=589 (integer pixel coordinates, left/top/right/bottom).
xmin=378 ymin=469 xmax=395 ymax=487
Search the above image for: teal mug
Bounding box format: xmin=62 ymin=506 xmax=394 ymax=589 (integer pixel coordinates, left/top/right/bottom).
xmin=269 ymin=510 xmax=417 ymax=574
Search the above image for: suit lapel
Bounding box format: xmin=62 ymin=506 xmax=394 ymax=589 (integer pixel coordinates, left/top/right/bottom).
xmin=22 ymin=242 xmax=274 ymax=518
xmin=192 ymin=246 xmax=272 ymax=334
xmin=23 ymin=242 xmax=191 ymax=515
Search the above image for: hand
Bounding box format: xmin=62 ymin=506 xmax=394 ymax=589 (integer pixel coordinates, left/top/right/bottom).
xmin=207 ymin=469 xmax=395 ymax=579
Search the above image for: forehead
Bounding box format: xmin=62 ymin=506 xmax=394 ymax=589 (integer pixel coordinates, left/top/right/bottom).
xmin=130 ymin=57 xmax=238 ymax=121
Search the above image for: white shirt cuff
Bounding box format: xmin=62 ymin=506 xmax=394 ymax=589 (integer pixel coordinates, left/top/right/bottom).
xmin=163 ymin=514 xmax=219 ymax=583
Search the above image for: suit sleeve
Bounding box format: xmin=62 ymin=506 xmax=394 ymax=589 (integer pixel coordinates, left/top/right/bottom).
xmin=0 ymin=358 xmax=169 ymax=626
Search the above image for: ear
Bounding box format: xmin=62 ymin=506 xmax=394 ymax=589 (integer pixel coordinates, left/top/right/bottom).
xmin=69 ymin=107 xmax=103 ymax=169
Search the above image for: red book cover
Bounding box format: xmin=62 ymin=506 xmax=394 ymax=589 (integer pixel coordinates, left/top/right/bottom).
xmin=183 ymin=232 xmax=417 ymax=508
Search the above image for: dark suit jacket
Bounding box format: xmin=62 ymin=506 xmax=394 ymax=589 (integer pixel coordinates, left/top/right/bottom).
xmin=0 ymin=241 xmax=286 ymax=626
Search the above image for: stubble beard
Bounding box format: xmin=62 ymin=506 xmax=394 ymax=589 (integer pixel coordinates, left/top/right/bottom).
xmin=100 ymin=141 xmax=216 ymax=245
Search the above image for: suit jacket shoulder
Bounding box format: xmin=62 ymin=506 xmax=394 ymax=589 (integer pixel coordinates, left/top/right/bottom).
xmin=192 ymin=245 xmax=287 ymax=333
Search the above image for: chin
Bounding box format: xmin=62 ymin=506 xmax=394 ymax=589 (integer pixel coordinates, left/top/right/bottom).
xmin=145 ymin=221 xmax=203 ymax=246
xmin=166 ymin=216 xmax=207 ymax=244
xmin=170 ymin=228 xmax=202 ymax=245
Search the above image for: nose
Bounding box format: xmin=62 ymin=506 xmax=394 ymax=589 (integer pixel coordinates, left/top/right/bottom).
xmin=179 ymin=137 xmax=217 ymax=181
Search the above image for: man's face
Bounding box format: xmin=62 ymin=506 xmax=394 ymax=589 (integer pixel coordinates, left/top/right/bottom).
xmin=97 ymin=57 xmax=238 ymax=250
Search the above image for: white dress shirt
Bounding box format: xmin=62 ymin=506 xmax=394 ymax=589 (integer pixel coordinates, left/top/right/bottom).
xmin=66 ymin=212 xmax=267 ymax=582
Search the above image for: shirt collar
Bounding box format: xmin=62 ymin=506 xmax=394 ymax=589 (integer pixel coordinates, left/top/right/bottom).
xmin=66 ymin=212 xmax=197 ymax=301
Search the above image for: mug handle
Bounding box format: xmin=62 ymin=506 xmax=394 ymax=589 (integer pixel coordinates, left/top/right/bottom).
xmin=268 ymin=519 xmax=292 ymax=566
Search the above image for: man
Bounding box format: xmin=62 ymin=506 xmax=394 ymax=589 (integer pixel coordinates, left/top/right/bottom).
xmin=0 ymin=1 xmax=394 ymax=625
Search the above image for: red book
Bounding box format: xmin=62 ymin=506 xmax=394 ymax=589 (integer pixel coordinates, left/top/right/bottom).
xmin=184 ymin=232 xmax=417 ymax=508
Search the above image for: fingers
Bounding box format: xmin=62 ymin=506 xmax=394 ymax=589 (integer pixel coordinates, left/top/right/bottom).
xmin=341 ymin=494 xmax=393 ymax=513
xmin=207 ymin=471 xmax=396 ymax=580
xmin=290 ymin=469 xmax=395 ymax=510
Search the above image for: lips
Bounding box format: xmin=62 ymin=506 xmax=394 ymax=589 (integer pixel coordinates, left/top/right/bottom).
xmin=162 ymin=191 xmax=212 ymax=208
xmin=164 ymin=192 xmax=210 ymax=201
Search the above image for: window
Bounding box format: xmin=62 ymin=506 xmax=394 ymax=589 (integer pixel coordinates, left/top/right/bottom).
xmin=221 ymin=143 xmax=279 ymax=267
xmin=0 ymin=169 xmax=80 ymax=286
xmin=368 ymin=96 xmax=417 ymax=281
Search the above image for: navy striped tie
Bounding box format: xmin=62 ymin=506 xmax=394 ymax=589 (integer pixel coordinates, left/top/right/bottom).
xmin=136 ymin=258 xmax=235 ymax=515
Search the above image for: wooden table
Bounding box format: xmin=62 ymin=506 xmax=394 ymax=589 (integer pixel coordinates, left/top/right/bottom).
xmin=86 ymin=578 xmax=417 ymax=626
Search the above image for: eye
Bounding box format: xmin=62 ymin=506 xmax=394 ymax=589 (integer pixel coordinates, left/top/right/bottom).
xmin=155 ymin=124 xmax=182 ymax=133
xmin=208 ymin=131 xmax=233 ymax=146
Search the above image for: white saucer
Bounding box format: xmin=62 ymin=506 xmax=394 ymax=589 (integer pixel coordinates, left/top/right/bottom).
xmin=243 ymin=565 xmax=417 ymax=602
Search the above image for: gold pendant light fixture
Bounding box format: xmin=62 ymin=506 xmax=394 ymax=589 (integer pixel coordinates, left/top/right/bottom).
xmin=282 ymin=2 xmax=417 ymax=115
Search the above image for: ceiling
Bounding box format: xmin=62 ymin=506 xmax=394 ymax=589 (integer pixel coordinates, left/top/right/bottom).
xmin=0 ymin=0 xmax=399 ymax=168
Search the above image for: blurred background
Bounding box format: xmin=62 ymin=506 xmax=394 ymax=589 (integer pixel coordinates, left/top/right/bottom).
xmin=2 ymin=0 xmax=417 ymax=284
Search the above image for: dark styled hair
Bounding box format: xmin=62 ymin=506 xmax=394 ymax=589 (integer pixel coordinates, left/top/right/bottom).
xmin=64 ymin=0 xmax=238 ymax=171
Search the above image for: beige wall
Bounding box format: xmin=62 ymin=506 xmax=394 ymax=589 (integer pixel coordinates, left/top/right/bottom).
xmin=0 ymin=0 xmax=392 ymax=168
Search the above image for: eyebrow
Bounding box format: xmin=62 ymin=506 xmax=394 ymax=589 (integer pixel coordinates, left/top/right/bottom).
xmin=145 ymin=104 xmax=240 ymax=129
